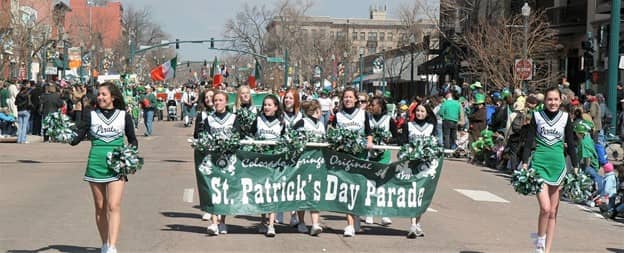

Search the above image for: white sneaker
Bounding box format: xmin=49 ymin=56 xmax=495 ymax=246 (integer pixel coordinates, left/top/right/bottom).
xmin=290 ymin=213 xmax=299 ymax=226
xmin=381 ymin=217 xmax=393 ymax=226
xmin=310 ymin=224 xmax=323 ymax=236
xmin=218 ymin=223 xmax=228 ymax=234
xmin=258 ymin=224 xmax=267 ymax=234
xmin=534 ymin=236 xmax=546 ymax=253
xmin=201 ymin=213 xmax=212 ymax=221
xmin=207 ymin=224 xmax=219 ymax=236
xmin=365 ymin=216 xmax=374 ymax=224
xmin=343 ymin=225 xmax=355 ymax=237
xmin=106 ymin=246 xmax=117 ymax=253
xmin=407 ymin=223 xmax=424 ymax=238
xmin=297 ymin=223 xmax=309 ymax=233
xmin=101 ymin=243 xmax=108 ymax=253
xmin=266 ymin=225 xmax=276 ymax=237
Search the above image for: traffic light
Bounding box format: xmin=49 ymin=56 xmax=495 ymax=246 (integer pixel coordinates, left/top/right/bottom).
xmin=175 ymin=39 xmax=180 ymax=49
xmin=582 ymin=38 xmax=594 ymax=71
xmin=203 ymin=60 xmax=207 ymax=66
xmin=210 ymin=38 xmax=215 ymax=49
xmin=187 ymin=62 xmax=190 ymax=67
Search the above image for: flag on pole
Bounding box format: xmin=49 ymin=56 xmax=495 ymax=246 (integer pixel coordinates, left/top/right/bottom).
xmin=150 ymin=56 xmax=177 ymax=81
xmin=211 ymin=56 xmax=223 ymax=88
xmin=248 ymin=61 xmax=262 ymax=88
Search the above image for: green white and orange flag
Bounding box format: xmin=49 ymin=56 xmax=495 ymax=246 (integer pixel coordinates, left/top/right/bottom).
xmin=150 ymin=56 xmax=177 ymax=81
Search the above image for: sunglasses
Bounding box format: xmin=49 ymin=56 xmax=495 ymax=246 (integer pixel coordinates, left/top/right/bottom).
xmin=359 ymin=100 xmax=368 ymax=103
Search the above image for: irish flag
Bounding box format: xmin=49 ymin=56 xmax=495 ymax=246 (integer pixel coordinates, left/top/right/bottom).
xmin=150 ymin=56 xmax=177 ymax=81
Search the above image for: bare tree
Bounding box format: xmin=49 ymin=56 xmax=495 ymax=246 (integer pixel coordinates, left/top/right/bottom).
xmin=462 ymin=11 xmax=560 ymax=90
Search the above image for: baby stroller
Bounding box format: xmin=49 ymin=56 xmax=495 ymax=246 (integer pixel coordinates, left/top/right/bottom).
xmin=167 ymin=100 xmax=177 ymax=121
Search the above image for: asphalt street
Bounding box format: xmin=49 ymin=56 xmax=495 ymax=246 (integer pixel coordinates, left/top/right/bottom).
xmin=1 ymin=119 xmax=623 ymax=253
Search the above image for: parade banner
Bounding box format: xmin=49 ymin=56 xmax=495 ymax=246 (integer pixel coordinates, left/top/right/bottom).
xmin=195 ymin=148 xmax=442 ymax=217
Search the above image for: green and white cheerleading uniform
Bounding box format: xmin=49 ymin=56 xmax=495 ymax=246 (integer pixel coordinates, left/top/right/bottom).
xmin=407 ymin=121 xmax=435 ymax=141
xmin=255 ymin=114 xmax=283 ymax=140
xmin=85 ymin=109 xmax=127 ymax=182
xmin=530 ymin=110 xmax=569 ymax=185
xmin=283 ymin=111 xmax=302 ymax=130
xmin=301 ymin=117 xmax=325 ymax=139
xmin=369 ymin=114 xmax=393 ymax=163
xmin=336 ymin=108 xmax=367 ymax=134
xmin=206 ymin=112 xmax=237 ymax=138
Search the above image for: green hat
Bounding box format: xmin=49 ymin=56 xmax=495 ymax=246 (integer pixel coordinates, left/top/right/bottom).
xmin=383 ymin=90 xmax=391 ymax=98
xmin=459 ymin=96 xmax=466 ymax=103
xmin=474 ymin=93 xmax=486 ymax=104
xmin=576 ymin=120 xmax=594 ymax=133
xmin=574 ymin=122 xmax=589 ymax=134
xmin=501 ymin=89 xmax=511 ymax=99
xmin=480 ymin=129 xmax=494 ymax=139
xmin=470 ymin=81 xmax=482 ymax=89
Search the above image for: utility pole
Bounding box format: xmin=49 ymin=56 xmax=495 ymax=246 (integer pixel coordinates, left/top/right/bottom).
xmin=607 ymin=0 xmax=620 ymax=135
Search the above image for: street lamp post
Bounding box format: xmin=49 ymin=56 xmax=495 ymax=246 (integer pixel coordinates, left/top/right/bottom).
xmin=521 ymin=2 xmax=531 ymax=93
xmin=409 ymin=35 xmax=416 ymax=87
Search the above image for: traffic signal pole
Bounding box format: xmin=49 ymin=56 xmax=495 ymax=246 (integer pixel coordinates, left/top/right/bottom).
xmin=607 ymin=0 xmax=621 ymax=135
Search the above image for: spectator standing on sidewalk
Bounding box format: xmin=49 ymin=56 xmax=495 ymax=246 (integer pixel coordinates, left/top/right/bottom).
xmin=39 ymin=83 xmax=63 ymax=142
xmin=141 ymin=86 xmax=157 ymax=136
xmin=438 ymin=91 xmax=461 ymax=149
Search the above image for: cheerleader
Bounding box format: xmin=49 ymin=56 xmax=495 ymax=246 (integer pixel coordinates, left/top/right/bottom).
xmin=277 ymin=88 xmax=303 ymax=227
xmin=282 ymin=88 xmax=303 ymax=129
xmin=202 ymin=91 xmax=239 ymax=236
xmin=328 ymin=87 xmax=374 ymax=237
xmin=193 ymin=89 xmax=216 ymax=223
xmin=233 ymin=85 xmax=257 ymax=114
xmin=292 ymin=100 xmax=326 ymax=235
xmin=365 ymin=96 xmax=399 ymax=226
xmin=521 ymin=87 xmax=578 ymax=253
xmin=400 ymin=103 xmax=437 ymax=238
xmin=249 ymin=94 xmax=286 ymax=237
xmin=70 ymin=82 xmax=138 ymax=253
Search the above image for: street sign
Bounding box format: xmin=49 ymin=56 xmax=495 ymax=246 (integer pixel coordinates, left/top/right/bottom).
xmin=267 ymin=57 xmax=284 ymax=63
xmin=514 ymin=59 xmax=533 ymax=80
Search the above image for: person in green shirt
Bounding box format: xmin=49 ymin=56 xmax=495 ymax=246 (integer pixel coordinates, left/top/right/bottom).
xmin=574 ymin=119 xmax=603 ymax=194
xmin=142 ymin=86 xmax=158 ymax=136
xmin=0 ymin=82 xmax=9 ymax=109
xmin=438 ymin=91 xmax=461 ymax=149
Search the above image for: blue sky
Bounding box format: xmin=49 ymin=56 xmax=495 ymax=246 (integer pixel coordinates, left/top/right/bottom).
xmin=119 ymin=0 xmax=421 ymax=61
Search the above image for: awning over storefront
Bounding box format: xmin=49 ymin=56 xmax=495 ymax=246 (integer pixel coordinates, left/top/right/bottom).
xmin=352 ymin=73 xmax=383 ymax=84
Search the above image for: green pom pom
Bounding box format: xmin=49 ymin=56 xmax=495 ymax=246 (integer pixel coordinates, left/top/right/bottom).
xmin=511 ymin=168 xmax=544 ymax=195
xmin=236 ymin=108 xmax=256 ymax=137
xmin=326 ymin=128 xmax=367 ymax=156
xmin=192 ymin=132 xmax=241 ymax=155
xmin=397 ymin=136 xmax=443 ymax=162
xmin=42 ymin=111 xmax=77 ymax=143
xmin=106 ymin=145 xmax=144 ymax=177
xmin=369 ymin=127 xmax=393 ymax=160
xmin=562 ymin=172 xmax=594 ymax=203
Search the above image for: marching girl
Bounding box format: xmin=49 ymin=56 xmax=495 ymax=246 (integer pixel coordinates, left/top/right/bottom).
xmin=282 ymin=88 xmax=303 ymax=129
xmin=279 ymin=88 xmax=303 ymax=227
xmin=400 ymin=103 xmax=438 ymax=238
xmin=292 ymin=100 xmax=326 ymax=236
xmin=201 ymin=91 xmax=240 ymax=236
xmin=233 ymin=85 xmax=257 ymax=114
xmin=192 ymin=89 xmax=216 ymax=223
xmin=248 ymin=94 xmax=286 ymax=237
xmin=70 ymin=82 xmax=138 ymax=253
xmin=328 ymin=87 xmax=374 ymax=237
xmin=365 ymin=96 xmax=399 ymax=226
xmin=521 ymin=87 xmax=578 ymax=253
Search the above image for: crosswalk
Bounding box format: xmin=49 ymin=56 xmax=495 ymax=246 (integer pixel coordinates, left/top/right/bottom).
xmin=454 ymin=189 xmax=510 ymax=203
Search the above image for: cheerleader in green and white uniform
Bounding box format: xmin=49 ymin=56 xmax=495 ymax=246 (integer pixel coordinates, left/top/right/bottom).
xmin=193 ymin=89 xmax=217 ymax=224
xmin=328 ymin=87 xmax=374 ymax=237
xmin=365 ymin=96 xmax=399 ymax=226
xmin=233 ymin=85 xmax=257 ymax=114
xmin=401 ymin=103 xmax=438 ymax=238
xmin=521 ymin=87 xmax=578 ymax=253
xmin=70 ymin=82 xmax=138 ymax=253
xmin=278 ymin=88 xmax=303 ymax=227
xmin=292 ymin=100 xmax=326 ymax=236
xmin=249 ymin=94 xmax=286 ymax=237
xmin=201 ymin=91 xmax=240 ymax=236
